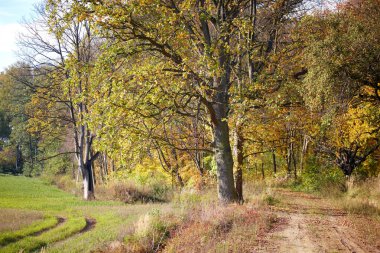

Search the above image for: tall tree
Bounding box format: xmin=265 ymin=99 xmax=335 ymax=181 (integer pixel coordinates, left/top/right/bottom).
xmin=76 ymin=0 xmax=304 ymax=203
xmin=19 ymin=2 xmax=101 ymax=199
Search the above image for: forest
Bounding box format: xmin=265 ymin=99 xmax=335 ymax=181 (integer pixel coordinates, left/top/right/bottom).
xmin=0 ymin=0 xmax=379 ymax=252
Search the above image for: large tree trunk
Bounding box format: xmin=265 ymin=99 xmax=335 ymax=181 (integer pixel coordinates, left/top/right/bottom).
xmin=76 ymin=127 xmax=97 ymax=200
xmin=82 ymin=162 xmax=95 ymax=200
xmin=213 ymin=118 xmax=237 ymax=203
xmin=210 ymin=38 xmax=238 ymax=203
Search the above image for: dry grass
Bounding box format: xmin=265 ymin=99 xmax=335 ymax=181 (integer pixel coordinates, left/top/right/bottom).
xmin=325 ymin=177 xmax=380 ymax=216
xmin=0 ymin=209 xmax=43 ymax=233
xmin=94 ymin=187 xmax=274 ymax=253
xmin=327 ymin=178 xmax=380 ymax=249
xmin=163 ymin=202 xmax=274 ymax=253
xmin=46 ymin=174 xmax=172 ymax=204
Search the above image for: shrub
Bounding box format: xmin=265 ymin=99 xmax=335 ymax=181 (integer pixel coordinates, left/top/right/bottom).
xmin=111 ymin=181 xmax=167 ymax=203
xmin=124 ymin=209 xmax=177 ymax=252
xmin=263 ymin=195 xmax=280 ymax=206
xmin=291 ymin=156 xmax=346 ymax=196
xmin=0 ymin=147 xmax=17 ymax=174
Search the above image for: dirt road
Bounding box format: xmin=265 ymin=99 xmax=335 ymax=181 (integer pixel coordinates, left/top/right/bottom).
xmin=256 ymin=190 xmax=380 ymax=253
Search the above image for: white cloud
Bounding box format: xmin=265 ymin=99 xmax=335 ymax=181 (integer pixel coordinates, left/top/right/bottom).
xmin=0 ymin=23 xmax=25 ymax=51
xmin=0 ymin=10 xmax=15 ymax=18
xmin=0 ymin=23 xmax=26 ymax=71
xmin=0 ymin=0 xmax=38 ymax=71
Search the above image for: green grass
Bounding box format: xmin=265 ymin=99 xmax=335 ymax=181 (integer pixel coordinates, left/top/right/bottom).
xmin=1 ymin=216 xmax=86 ymax=253
xmin=0 ymin=215 xmax=58 ymax=246
xmin=0 ymin=174 xmax=120 ymax=211
xmin=0 ymin=174 xmax=162 ymax=252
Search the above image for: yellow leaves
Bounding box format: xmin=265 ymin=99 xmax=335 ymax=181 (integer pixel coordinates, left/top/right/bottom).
xmin=360 ymin=84 xmax=380 ymax=98
xmin=345 ymin=103 xmax=378 ymax=145
xmin=109 ymin=157 xmax=171 ymax=186
xmin=331 ymin=102 xmax=379 ymax=148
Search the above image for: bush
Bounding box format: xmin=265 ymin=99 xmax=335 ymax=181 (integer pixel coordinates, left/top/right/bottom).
xmin=41 ymin=174 xmax=80 ymax=196
xmin=124 ymin=209 xmax=177 ymax=252
xmin=107 ymin=159 xmax=172 ymax=202
xmin=263 ymin=195 xmax=280 ymax=206
xmin=111 ymin=181 xmax=167 ymax=203
xmin=0 ymin=147 xmax=17 ymax=174
xmin=291 ymin=156 xmax=346 ymax=195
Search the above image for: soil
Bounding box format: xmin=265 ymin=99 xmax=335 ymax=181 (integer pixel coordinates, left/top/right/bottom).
xmin=80 ymin=218 xmax=97 ymax=234
xmin=256 ymin=190 xmax=380 ymax=253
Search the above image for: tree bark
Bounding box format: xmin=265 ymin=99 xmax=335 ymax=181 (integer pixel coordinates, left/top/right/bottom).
xmin=171 ymin=148 xmax=185 ymax=188
xmin=293 ymin=147 xmax=297 ymax=179
xmin=213 ymin=117 xmax=237 ymax=203
xmin=82 ymin=161 xmax=95 ymax=200
xmin=272 ymin=149 xmax=277 ymax=175
xmin=15 ymin=144 xmax=22 ymax=174
xmin=286 ymin=145 xmax=292 ymax=177
xmin=209 ymin=37 xmax=238 ymax=203
xmin=233 ymin=126 xmax=244 ymax=203
xmin=300 ymin=135 xmax=309 ymax=174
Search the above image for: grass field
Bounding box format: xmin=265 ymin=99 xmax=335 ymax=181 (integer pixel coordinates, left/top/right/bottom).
xmin=2 ymin=174 xmax=378 ymax=253
xmin=0 ymin=174 xmax=273 ymax=253
xmin=0 ymin=174 xmax=163 ymax=253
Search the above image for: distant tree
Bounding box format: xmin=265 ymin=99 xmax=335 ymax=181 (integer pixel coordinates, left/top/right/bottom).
xmin=0 ymin=64 xmax=41 ymax=175
xmin=0 ymin=111 xmax=11 ymax=140
xmin=19 ymin=2 xmax=101 ymax=199
xmin=295 ymin=0 xmax=380 ymax=177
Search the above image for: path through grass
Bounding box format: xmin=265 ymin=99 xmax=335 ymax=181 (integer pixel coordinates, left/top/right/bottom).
xmin=0 ymin=174 xmax=162 ymax=253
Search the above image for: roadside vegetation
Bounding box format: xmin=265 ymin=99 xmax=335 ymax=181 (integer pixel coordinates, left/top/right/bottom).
xmin=0 ymin=174 xmax=276 ymax=252
xmin=1 ymin=173 xmax=379 ymax=252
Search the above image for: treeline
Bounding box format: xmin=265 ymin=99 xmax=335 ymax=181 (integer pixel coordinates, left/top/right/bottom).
xmin=0 ymin=0 xmax=379 ymax=202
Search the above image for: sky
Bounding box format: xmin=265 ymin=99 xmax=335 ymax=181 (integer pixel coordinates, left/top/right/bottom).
xmin=0 ymin=0 xmax=37 ymax=72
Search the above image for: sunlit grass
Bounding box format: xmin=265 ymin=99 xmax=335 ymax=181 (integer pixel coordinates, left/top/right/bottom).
xmin=1 ymin=216 xmax=86 ymax=253
xmin=0 ymin=209 xmax=44 ymax=233
xmin=0 ymin=215 xmax=58 ymax=246
xmin=0 ymin=174 xmax=161 ymax=252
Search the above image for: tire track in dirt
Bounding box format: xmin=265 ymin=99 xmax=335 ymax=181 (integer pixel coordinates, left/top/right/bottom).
xmin=31 ymin=217 xmax=66 ymax=236
xmin=256 ymin=190 xmax=379 ymax=253
xmin=79 ymin=218 xmax=96 ymax=233
xmin=331 ymin=219 xmax=376 ymax=253
xmin=34 ymin=217 xmax=97 ymax=252
xmin=39 ymin=217 xmax=97 ymax=252
xmin=0 ymin=216 xmax=66 ymax=248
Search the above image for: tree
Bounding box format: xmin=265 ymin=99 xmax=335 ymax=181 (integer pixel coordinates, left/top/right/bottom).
xmin=19 ymin=2 xmax=101 ymax=199
xmin=75 ymin=0 xmax=305 ymax=203
xmin=0 ymin=64 xmax=42 ymax=175
xmin=294 ymin=0 xmax=380 ymax=178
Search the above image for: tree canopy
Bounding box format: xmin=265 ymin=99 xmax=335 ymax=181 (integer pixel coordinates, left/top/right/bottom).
xmin=0 ymin=0 xmax=378 ymax=201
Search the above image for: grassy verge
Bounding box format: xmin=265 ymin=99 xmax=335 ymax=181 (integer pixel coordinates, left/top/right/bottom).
xmin=0 ymin=209 xmax=44 ymax=233
xmin=96 ymin=189 xmax=276 ymax=253
xmin=0 ymin=174 xmax=162 ymax=252
xmin=0 ymin=215 xmax=58 ymax=246
xmin=1 ymin=216 xmax=86 ymax=253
